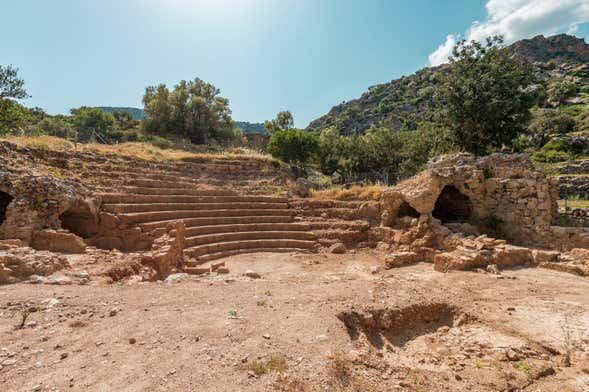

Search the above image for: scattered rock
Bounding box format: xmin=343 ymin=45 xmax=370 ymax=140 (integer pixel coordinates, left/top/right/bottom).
xmin=329 ymin=243 xmax=347 ymax=254
xmin=316 ymin=334 xmax=329 ymax=342
xmin=129 ymin=338 xmax=136 ymax=344
xmin=262 ymin=334 xmax=271 ymax=340
xmin=1 ymin=359 xmax=16 ymax=366
xmin=505 ymin=349 xmax=520 ymax=361
xmin=244 ymin=270 xmax=261 ymax=279
xmin=384 ymin=252 xmax=420 ymax=268
xmin=109 ymin=308 xmax=119 ymax=317
xmin=164 ymin=273 xmax=189 ymax=284
xmin=216 ymin=267 xmax=230 ymax=274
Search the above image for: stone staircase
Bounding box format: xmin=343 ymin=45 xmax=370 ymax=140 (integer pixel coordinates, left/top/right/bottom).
xmin=92 ymin=165 xmax=317 ymax=273
xmin=290 ymin=199 xmax=375 ymax=247
xmin=1 ymin=141 xmax=379 ymax=270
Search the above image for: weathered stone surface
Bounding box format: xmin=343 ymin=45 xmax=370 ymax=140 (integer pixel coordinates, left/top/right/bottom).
xmin=31 ymin=230 xmax=86 ymax=254
xmin=293 ymin=178 xmax=314 ymax=198
xmin=532 ymin=249 xmax=560 ymax=264
xmin=384 ymin=252 xmax=421 ymax=269
xmin=0 ymin=239 xmax=23 ymax=251
xmin=357 ymin=202 xmax=381 ymax=221
xmin=0 ymin=247 xmax=69 ymax=284
xmin=329 ymin=242 xmax=347 ymax=254
xmin=434 ymin=247 xmax=489 ymax=272
xmin=0 ymin=165 xmax=98 ymax=244
xmin=380 ymin=153 xmax=588 ymax=251
xmin=141 ymin=221 xmax=185 ymax=280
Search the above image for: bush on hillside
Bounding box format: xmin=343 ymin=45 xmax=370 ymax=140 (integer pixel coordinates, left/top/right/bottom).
xmin=531 ymin=139 xmax=580 ymax=163
xmin=37 ymin=117 xmax=78 ymax=140
xmin=267 ymin=129 xmax=319 ymax=165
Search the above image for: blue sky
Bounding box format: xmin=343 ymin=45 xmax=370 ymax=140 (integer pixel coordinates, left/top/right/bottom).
xmin=2 ymin=0 xmax=589 ymax=127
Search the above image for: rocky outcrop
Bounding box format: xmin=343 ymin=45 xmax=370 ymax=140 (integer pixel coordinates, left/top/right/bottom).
xmin=0 ymin=169 xmax=98 ymax=245
xmin=0 ymin=242 xmax=69 ymax=284
xmin=31 ymin=230 xmax=87 ymax=254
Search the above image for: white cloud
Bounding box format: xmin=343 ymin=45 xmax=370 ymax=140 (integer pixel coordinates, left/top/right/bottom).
xmin=429 ymin=0 xmax=589 ymax=66
xmin=429 ymin=34 xmax=459 ymax=66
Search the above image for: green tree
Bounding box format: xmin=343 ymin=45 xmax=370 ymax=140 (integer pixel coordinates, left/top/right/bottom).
xmin=434 ymin=36 xmax=535 ymax=155
xmin=0 ymin=66 xmax=28 ymax=100
xmin=37 ymin=116 xmax=78 ymax=140
xmin=267 ymin=129 xmax=319 ymax=165
xmin=112 ymin=110 xmax=139 ymax=130
xmin=264 ymin=111 xmax=294 ymax=133
xmin=0 ymin=100 xmax=29 ymax=135
xmin=70 ymin=107 xmax=116 ymax=142
xmin=142 ymin=78 xmax=234 ymax=144
xmin=0 ymin=66 xmax=29 ymax=134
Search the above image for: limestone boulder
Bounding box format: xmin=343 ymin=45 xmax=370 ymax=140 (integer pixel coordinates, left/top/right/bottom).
xmin=491 ymin=245 xmax=534 ymax=266
xmin=329 ymin=242 xmax=347 ymax=254
xmin=384 ymin=251 xmax=421 ymax=268
xmin=358 ymin=202 xmax=380 ymax=221
xmin=531 ymin=249 xmax=560 ymax=264
xmin=433 ymin=247 xmax=489 ymax=272
xmin=0 ymin=246 xmax=70 ymax=284
xmin=31 ymin=230 xmax=86 ymax=254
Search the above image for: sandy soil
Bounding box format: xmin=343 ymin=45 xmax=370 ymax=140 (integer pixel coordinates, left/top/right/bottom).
xmin=1 ymin=250 xmax=589 ymax=391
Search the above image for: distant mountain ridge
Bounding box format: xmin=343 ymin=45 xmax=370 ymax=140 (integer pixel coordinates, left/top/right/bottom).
xmin=234 ymin=121 xmax=269 ymax=135
xmin=97 ymin=107 xmax=268 ymax=135
xmin=97 ymin=107 xmax=146 ymax=120
xmin=307 ymin=33 xmax=589 ymax=135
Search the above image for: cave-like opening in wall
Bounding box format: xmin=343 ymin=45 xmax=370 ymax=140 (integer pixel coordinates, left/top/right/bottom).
xmin=0 ymin=191 xmax=14 ymax=227
xmin=59 ymin=205 xmax=98 ymax=239
xmin=398 ymin=201 xmax=420 ymax=218
xmin=432 ymin=185 xmax=473 ymax=223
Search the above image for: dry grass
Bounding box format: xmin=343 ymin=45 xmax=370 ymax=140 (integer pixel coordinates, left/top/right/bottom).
xmin=248 ymin=354 xmax=288 ymax=376
xmin=311 ymin=185 xmax=385 ymax=201
xmin=326 ymin=352 xmax=370 ymax=392
xmin=1 ymin=136 xmax=273 ymax=162
xmin=558 ymin=198 xmax=589 ymax=209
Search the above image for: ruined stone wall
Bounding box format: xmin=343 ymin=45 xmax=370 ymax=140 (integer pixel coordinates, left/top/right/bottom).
xmin=380 ymin=153 xmax=574 ymax=249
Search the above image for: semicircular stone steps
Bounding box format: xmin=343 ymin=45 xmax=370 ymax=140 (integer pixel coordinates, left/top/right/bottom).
xmin=96 ymin=179 xmax=318 ymax=272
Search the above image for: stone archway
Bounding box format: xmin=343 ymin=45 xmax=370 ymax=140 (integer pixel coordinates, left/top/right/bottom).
xmin=59 ymin=204 xmax=98 ymax=239
xmin=398 ymin=201 xmax=420 ymax=218
xmin=0 ymin=191 xmax=14 ymax=227
xmin=432 ymin=185 xmax=472 ymax=223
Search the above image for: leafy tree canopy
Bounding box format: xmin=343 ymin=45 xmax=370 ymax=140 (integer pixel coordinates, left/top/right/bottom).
xmin=264 ymin=111 xmax=294 ymax=133
xmin=0 ymin=65 xmax=28 ymax=101
xmin=70 ymin=107 xmax=116 ymax=142
xmin=434 ymin=36 xmax=535 ymax=155
xmin=142 ymin=78 xmax=234 ymax=144
xmin=267 ymin=128 xmax=319 ymax=165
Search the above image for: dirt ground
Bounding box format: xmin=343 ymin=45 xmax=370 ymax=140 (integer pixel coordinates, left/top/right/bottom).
xmin=1 ymin=250 xmax=589 ymax=392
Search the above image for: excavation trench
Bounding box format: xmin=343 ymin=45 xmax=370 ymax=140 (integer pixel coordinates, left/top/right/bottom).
xmin=337 ymin=302 xmax=468 ymax=348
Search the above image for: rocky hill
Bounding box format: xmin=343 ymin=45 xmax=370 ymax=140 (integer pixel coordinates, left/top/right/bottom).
xmin=307 ymin=34 xmax=589 ymax=135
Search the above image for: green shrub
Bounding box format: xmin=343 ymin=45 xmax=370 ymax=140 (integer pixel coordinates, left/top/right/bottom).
xmin=267 ymin=129 xmax=319 ymax=165
xmin=531 ymin=139 xmax=578 ymax=163
xmin=36 ymin=117 xmax=77 ymax=140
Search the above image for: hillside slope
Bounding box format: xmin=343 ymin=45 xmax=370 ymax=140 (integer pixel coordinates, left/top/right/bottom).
xmin=307 ymin=34 xmax=589 ymax=135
